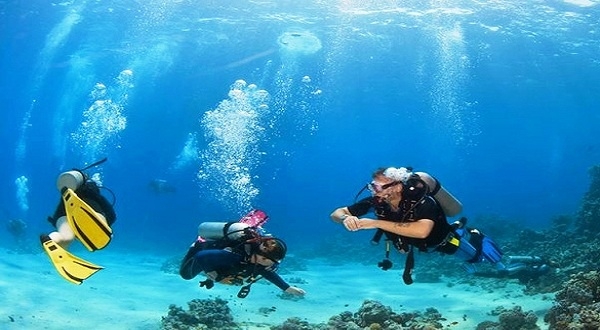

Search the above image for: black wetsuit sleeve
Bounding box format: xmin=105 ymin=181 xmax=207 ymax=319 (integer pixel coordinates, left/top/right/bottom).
xmin=346 ymin=197 xmax=373 ymax=216
xmin=259 ymin=268 xmax=290 ymax=291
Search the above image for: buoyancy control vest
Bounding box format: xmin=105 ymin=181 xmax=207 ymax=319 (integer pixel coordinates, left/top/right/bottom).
xmin=373 ymin=167 xmax=465 ymax=284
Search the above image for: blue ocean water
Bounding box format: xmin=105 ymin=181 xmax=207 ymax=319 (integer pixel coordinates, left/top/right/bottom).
xmin=1 ymin=0 xmax=599 ymax=258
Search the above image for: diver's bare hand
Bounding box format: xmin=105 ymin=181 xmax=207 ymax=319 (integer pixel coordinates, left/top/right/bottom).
xmin=344 ymin=217 xmax=379 ymax=231
xmin=342 ymin=216 xmax=360 ymax=231
xmin=285 ymin=286 xmax=306 ymax=296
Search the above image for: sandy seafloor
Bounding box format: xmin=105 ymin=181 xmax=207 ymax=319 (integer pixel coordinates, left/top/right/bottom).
xmin=0 ymin=247 xmax=554 ymax=329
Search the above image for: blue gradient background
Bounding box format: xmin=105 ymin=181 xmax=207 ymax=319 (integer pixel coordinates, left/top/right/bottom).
xmin=1 ymin=1 xmax=599 ymax=256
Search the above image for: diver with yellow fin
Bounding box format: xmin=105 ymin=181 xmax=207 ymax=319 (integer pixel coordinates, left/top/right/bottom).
xmin=41 ymin=158 xmax=117 ymax=285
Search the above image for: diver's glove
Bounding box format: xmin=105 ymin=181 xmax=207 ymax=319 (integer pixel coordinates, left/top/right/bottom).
xmin=378 ymin=259 xmax=393 ymax=271
xmin=199 ymin=279 xmax=214 ymax=289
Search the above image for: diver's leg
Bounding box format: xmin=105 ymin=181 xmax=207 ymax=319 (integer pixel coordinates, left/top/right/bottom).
xmin=49 ymin=211 xmax=109 ymax=250
xmin=49 ymin=216 xmax=75 ymax=249
xmin=502 ymin=256 xmax=551 ymax=277
xmin=507 ymin=255 xmax=544 ymax=264
xmin=179 ymin=258 xmax=196 ymax=280
xmin=179 ymin=240 xmax=206 ymax=280
xmin=452 ymin=228 xmax=505 ymax=274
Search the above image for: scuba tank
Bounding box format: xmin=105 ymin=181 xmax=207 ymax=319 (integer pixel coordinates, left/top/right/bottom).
xmin=382 ymin=167 xmax=463 ymax=217
xmin=56 ymin=158 xmax=109 ymax=192
xmin=198 ymin=222 xmax=251 ymax=241
xmin=414 ymin=171 xmax=463 ymax=217
xmin=56 ymin=170 xmax=85 ymax=191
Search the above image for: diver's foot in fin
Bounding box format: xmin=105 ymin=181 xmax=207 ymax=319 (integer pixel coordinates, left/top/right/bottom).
xmin=507 ymin=255 xmax=545 ymax=265
xmin=504 ymin=262 xmax=552 ymax=280
xmin=62 ymin=188 xmax=112 ymax=251
xmin=40 ymin=234 xmax=103 ymax=285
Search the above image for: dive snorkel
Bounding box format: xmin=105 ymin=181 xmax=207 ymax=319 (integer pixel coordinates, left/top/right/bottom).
xmin=80 ymin=157 xmax=108 ymax=171
xmin=57 ymin=157 xmax=116 ymax=206
xmin=81 ymin=157 xmax=116 ymax=207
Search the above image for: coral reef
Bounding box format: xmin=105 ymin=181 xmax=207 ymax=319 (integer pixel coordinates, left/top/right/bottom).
xmin=273 ymin=300 xmax=446 ymax=330
xmin=576 ymin=165 xmax=600 ymax=237
xmin=160 ymin=298 xmax=239 ymax=330
xmin=544 ymin=270 xmax=600 ymax=330
xmin=476 ymin=306 xmax=539 ymax=330
xmin=270 ymin=316 xmax=326 ymax=330
xmin=161 ymin=298 xmax=451 ymax=330
xmin=497 ymin=165 xmax=600 ymax=295
xmin=354 ymin=299 xmax=394 ymax=327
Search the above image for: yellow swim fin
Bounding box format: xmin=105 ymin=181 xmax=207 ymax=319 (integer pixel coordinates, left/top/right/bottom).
xmin=40 ymin=235 xmax=103 ymax=285
xmin=62 ymin=188 xmax=112 ymax=251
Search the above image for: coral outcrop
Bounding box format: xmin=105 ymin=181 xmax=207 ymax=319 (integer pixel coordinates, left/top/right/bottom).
xmin=273 ymin=300 xmax=446 ymax=330
xmin=160 ymin=298 xmax=239 ymax=330
xmin=576 ymin=165 xmax=600 ymax=236
xmin=544 ymin=270 xmax=600 ymax=330
xmin=476 ymin=306 xmax=539 ymax=330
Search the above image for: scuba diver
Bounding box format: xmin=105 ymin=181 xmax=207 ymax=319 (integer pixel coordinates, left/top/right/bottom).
xmin=41 ymin=158 xmax=116 ymax=285
xmin=330 ymin=166 xmax=551 ymax=285
xmin=179 ymin=210 xmax=306 ymax=298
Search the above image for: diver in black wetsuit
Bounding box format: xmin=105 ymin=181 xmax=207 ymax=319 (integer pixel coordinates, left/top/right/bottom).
xmin=330 ymin=167 xmax=551 ymax=284
xmin=179 ymin=223 xmax=305 ymax=298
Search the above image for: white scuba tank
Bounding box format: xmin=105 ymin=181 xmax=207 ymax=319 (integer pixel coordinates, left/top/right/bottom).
xmin=56 ymin=170 xmax=85 ymax=191
xmin=198 ymin=222 xmax=250 ymax=240
xmin=415 ymin=171 xmax=463 ymax=217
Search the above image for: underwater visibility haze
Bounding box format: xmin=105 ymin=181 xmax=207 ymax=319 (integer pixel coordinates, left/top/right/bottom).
xmin=1 ymin=1 xmax=600 ymax=324
xmin=2 ymin=1 xmax=600 ymax=244
xmin=3 ymin=0 xmax=600 ymax=251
